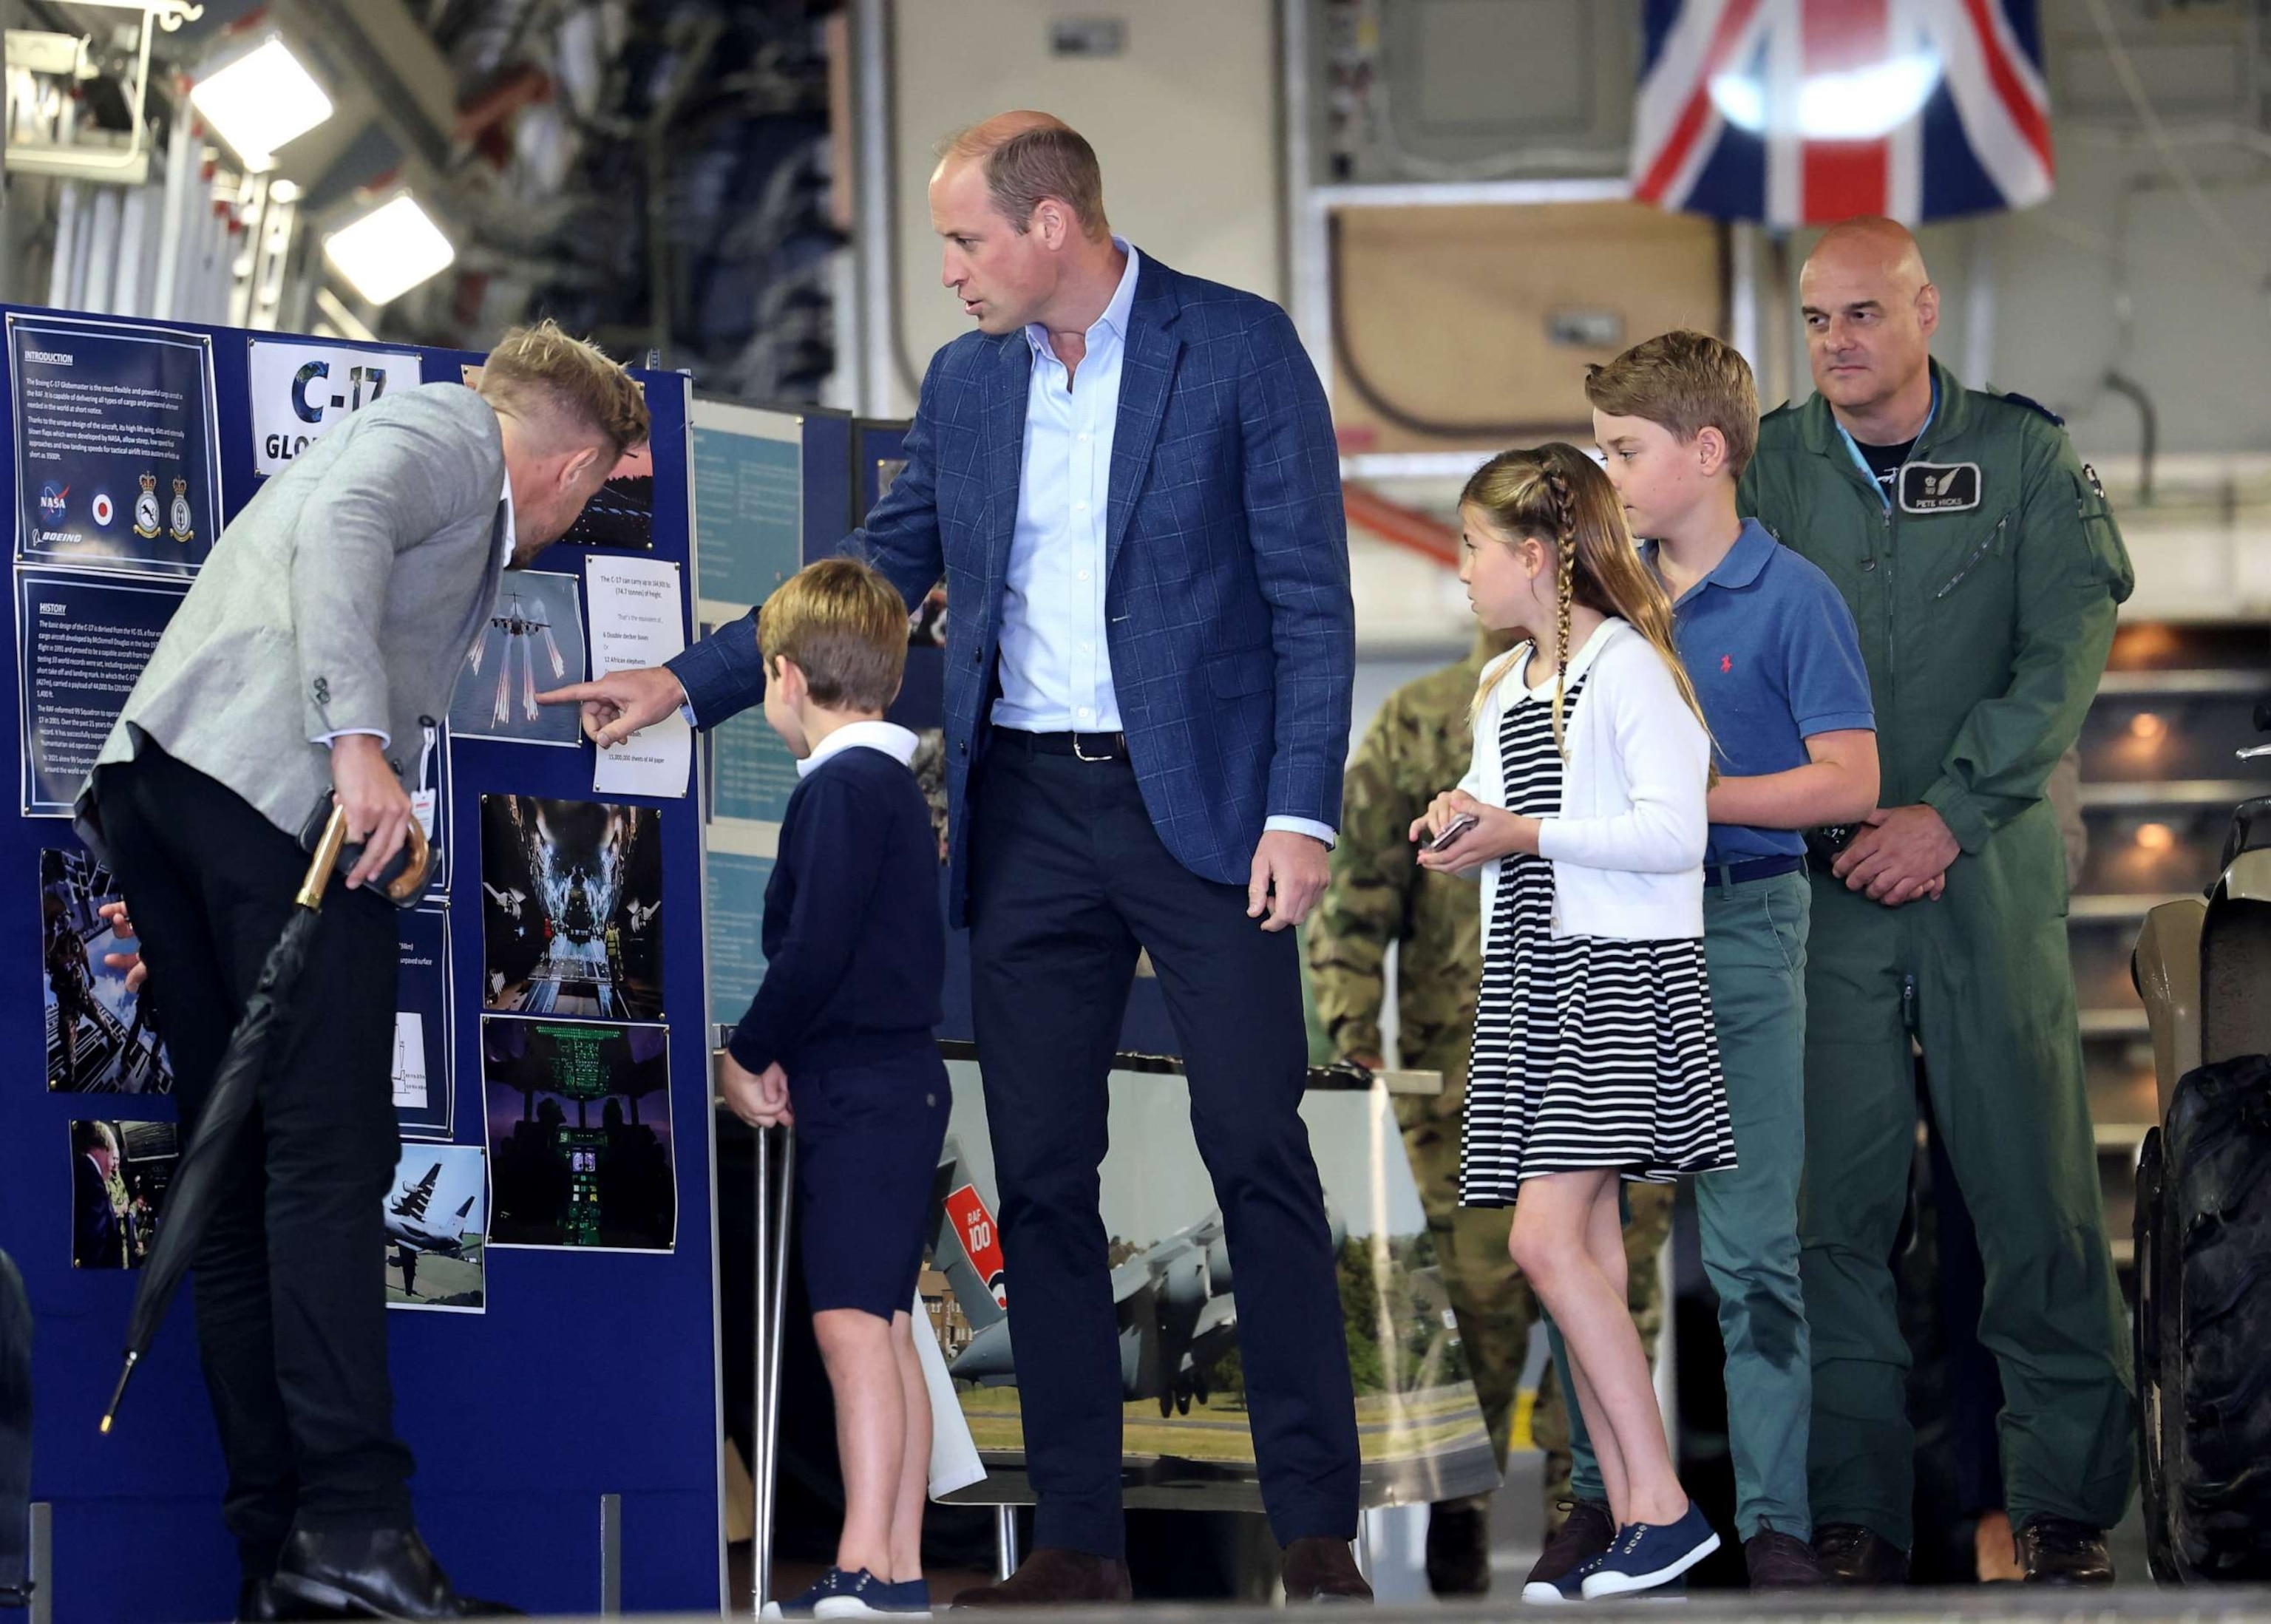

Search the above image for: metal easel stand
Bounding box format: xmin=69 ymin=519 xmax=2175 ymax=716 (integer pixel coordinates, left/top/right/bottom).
xmin=751 ymin=1124 xmax=796 ymax=1618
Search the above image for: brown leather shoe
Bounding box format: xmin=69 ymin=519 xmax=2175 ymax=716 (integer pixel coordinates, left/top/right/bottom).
xmin=1745 ymin=1528 xmax=1826 ymax=1588
xmin=951 ymin=1547 xmax=1132 ymax=1608
xmin=1282 ymin=1538 xmax=1372 ymax=1603
xmin=2017 ymin=1518 xmax=2114 ymax=1585
xmin=1811 ymin=1522 xmax=1910 ymax=1586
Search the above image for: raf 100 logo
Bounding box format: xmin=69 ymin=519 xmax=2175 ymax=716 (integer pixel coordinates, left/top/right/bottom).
xmin=263 ymin=360 xmax=391 ymax=464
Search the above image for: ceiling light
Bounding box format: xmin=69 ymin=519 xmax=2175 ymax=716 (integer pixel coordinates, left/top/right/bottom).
xmin=189 ymin=38 xmax=333 ymax=173
xmin=1709 ymin=52 xmax=1944 ymax=142
xmin=323 ymin=194 xmax=455 ymax=305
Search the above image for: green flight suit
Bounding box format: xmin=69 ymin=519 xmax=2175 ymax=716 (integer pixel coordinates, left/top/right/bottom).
xmin=1737 ymin=359 xmax=2137 ymax=1547
xmin=1306 ymin=634 xmax=1671 ymax=1518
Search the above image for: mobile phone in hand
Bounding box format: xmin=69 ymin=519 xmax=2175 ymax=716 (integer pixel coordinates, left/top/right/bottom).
xmin=1427 ymin=812 xmax=1479 ymax=852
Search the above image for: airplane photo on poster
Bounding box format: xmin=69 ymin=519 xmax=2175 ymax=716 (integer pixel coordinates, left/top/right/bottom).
xmin=383 ymin=1144 xmax=487 ymax=1314
xmin=931 ymin=1136 xmax=1344 ymax=1421
xmin=479 ymin=795 xmax=663 ymax=1022
xmin=919 ymin=1075 xmax=1499 ymax=1511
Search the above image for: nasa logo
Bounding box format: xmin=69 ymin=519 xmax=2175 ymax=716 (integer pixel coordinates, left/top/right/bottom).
xmin=37 ymin=483 xmax=67 ymax=523
xmin=90 ymin=491 xmax=115 ymax=527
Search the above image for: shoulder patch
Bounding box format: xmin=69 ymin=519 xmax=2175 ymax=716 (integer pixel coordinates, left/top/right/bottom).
xmin=1995 ymin=389 xmax=2065 ymax=427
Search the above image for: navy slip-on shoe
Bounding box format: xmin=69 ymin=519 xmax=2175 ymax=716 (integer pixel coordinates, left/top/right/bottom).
xmin=1522 ymin=1553 xmax=1603 ymax=1604
xmin=1581 ymin=1503 xmax=1721 ymax=1600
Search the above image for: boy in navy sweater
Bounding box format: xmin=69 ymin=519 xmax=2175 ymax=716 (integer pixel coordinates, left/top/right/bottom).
xmin=720 ymin=558 xmax=946 ymax=1620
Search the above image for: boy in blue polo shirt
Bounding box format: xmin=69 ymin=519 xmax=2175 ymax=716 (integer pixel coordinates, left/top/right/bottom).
xmin=1527 ymin=331 xmax=1881 ymax=1598
xmin=719 ymin=557 xmax=947 ymax=1619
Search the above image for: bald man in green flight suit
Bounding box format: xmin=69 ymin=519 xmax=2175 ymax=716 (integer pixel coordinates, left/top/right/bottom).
xmin=1737 ymin=217 xmax=2135 ymax=1587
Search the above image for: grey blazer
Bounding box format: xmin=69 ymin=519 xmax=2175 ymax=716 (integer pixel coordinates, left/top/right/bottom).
xmin=76 ymin=383 xmax=508 ymax=855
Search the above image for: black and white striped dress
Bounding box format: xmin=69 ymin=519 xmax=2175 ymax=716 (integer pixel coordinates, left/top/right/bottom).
xmin=1459 ymin=670 xmax=1736 ymax=1206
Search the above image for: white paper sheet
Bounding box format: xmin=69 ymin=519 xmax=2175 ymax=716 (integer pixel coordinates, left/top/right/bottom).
xmin=916 ymin=1287 xmax=987 ymax=1498
xmin=585 ymin=554 xmax=692 ymax=798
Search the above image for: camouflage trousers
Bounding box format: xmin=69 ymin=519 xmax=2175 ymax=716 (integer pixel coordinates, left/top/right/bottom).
xmin=1399 ymin=1070 xmax=1672 ymax=1529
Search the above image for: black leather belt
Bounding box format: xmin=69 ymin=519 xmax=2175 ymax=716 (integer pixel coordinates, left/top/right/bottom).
xmin=1001 ymin=729 xmax=1129 ymax=762
xmin=1705 ymin=853 xmax=1805 ymax=888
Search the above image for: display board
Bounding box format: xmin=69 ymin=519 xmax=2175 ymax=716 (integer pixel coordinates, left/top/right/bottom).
xmin=0 ymin=308 xmax=724 ymax=1620
xmin=688 ymin=402 xmax=852 ymax=1035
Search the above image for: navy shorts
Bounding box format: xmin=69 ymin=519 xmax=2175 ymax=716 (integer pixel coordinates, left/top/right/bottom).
xmin=791 ymin=1048 xmax=951 ymax=1321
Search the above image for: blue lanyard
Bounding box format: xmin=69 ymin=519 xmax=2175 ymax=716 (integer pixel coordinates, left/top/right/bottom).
xmin=1834 ymin=379 xmax=1938 ymax=512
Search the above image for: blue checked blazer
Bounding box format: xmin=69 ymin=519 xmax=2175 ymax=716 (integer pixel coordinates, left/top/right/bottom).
xmin=671 ymin=252 xmax=1354 ymax=924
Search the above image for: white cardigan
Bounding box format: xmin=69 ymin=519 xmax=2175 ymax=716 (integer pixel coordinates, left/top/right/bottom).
xmin=1456 ymin=617 xmax=1711 ymax=942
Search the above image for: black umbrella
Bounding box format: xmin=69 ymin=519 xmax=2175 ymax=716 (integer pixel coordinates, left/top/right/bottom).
xmin=101 ymin=801 xmax=432 ymax=1433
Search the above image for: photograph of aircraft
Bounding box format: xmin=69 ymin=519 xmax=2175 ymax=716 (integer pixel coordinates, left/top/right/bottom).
xmin=479 ymin=795 xmax=664 ymax=1021
xmin=934 ymin=1136 xmax=1345 ymax=1419
xmin=383 ymin=1144 xmax=488 ymax=1314
xmin=918 ymin=1073 xmax=1498 ymax=1515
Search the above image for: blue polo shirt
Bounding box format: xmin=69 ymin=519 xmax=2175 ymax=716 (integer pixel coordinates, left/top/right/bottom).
xmin=1644 ymin=520 xmax=1875 ymax=866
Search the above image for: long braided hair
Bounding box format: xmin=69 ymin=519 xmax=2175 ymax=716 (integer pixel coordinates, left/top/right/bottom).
xmin=1463 ymin=444 xmax=1713 ymax=775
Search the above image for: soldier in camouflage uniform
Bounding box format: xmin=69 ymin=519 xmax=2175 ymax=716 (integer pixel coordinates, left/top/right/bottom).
xmin=1308 ymin=631 xmax=1671 ymax=1596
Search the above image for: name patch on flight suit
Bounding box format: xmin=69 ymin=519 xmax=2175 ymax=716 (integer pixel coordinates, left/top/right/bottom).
xmin=1898 ymin=461 xmax=1983 ymax=514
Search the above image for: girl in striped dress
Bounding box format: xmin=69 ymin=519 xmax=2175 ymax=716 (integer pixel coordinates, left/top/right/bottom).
xmin=1413 ymin=444 xmax=1730 ymax=1600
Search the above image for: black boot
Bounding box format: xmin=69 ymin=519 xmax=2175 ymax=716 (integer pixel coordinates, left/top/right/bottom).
xmin=1424 ymin=1500 xmax=1491 ymax=1597
xmin=237 ymin=1574 xmax=341 ymax=1622
xmin=274 ymin=1529 xmax=520 ymax=1620
xmin=2017 ymin=1517 xmax=2114 ymax=1585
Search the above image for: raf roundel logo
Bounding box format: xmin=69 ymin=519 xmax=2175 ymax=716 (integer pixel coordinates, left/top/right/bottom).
xmin=90 ymin=491 xmax=115 ymax=527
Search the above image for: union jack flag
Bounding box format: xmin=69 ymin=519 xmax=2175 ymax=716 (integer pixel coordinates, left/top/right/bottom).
xmin=1632 ymin=0 xmax=2054 ymax=228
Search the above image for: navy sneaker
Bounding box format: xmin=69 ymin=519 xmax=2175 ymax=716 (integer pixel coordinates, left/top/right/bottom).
xmin=1523 ymin=1552 xmax=1603 ymax=1604
xmin=880 ymin=1577 xmax=931 ymax=1616
xmin=1581 ymin=1504 xmax=1720 ymax=1600
xmin=764 ymin=1567 xmax=924 ymax=1619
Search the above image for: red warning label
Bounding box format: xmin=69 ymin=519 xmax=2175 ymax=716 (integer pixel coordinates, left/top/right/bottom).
xmin=945 ymin=1183 xmax=1008 ymax=1308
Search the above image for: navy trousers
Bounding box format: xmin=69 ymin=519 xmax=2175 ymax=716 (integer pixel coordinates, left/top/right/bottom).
xmin=964 ymin=734 xmax=1359 ymax=1558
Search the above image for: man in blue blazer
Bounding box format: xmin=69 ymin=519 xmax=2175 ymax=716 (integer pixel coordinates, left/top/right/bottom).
xmin=549 ymin=112 xmax=1365 ymax=1603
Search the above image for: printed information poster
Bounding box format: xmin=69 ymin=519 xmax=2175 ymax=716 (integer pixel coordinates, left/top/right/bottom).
xmin=9 ymin=314 xmax=222 ymax=574
xmin=705 ymin=846 xmax=772 ymax=1030
xmin=482 ymin=1016 xmax=676 ymax=1253
xmin=690 ymin=400 xmax=801 ymax=618
xmin=247 ymin=337 xmax=422 ymax=478
xmin=395 ymin=905 xmax=453 ymax=1141
xmin=16 ymin=567 xmax=189 ymax=815
xmin=585 ymin=554 xmax=690 ymax=798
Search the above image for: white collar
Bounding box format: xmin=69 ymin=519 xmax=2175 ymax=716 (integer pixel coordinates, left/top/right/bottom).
xmin=798 ymin=719 xmax=920 ymax=778
xmin=498 ymin=476 xmax=516 ymax=568
xmin=1025 ymin=237 xmax=1141 ymax=358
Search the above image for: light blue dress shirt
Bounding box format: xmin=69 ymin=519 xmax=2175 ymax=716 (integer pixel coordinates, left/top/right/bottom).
xmin=993 ymin=242 xmax=1333 ymax=846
